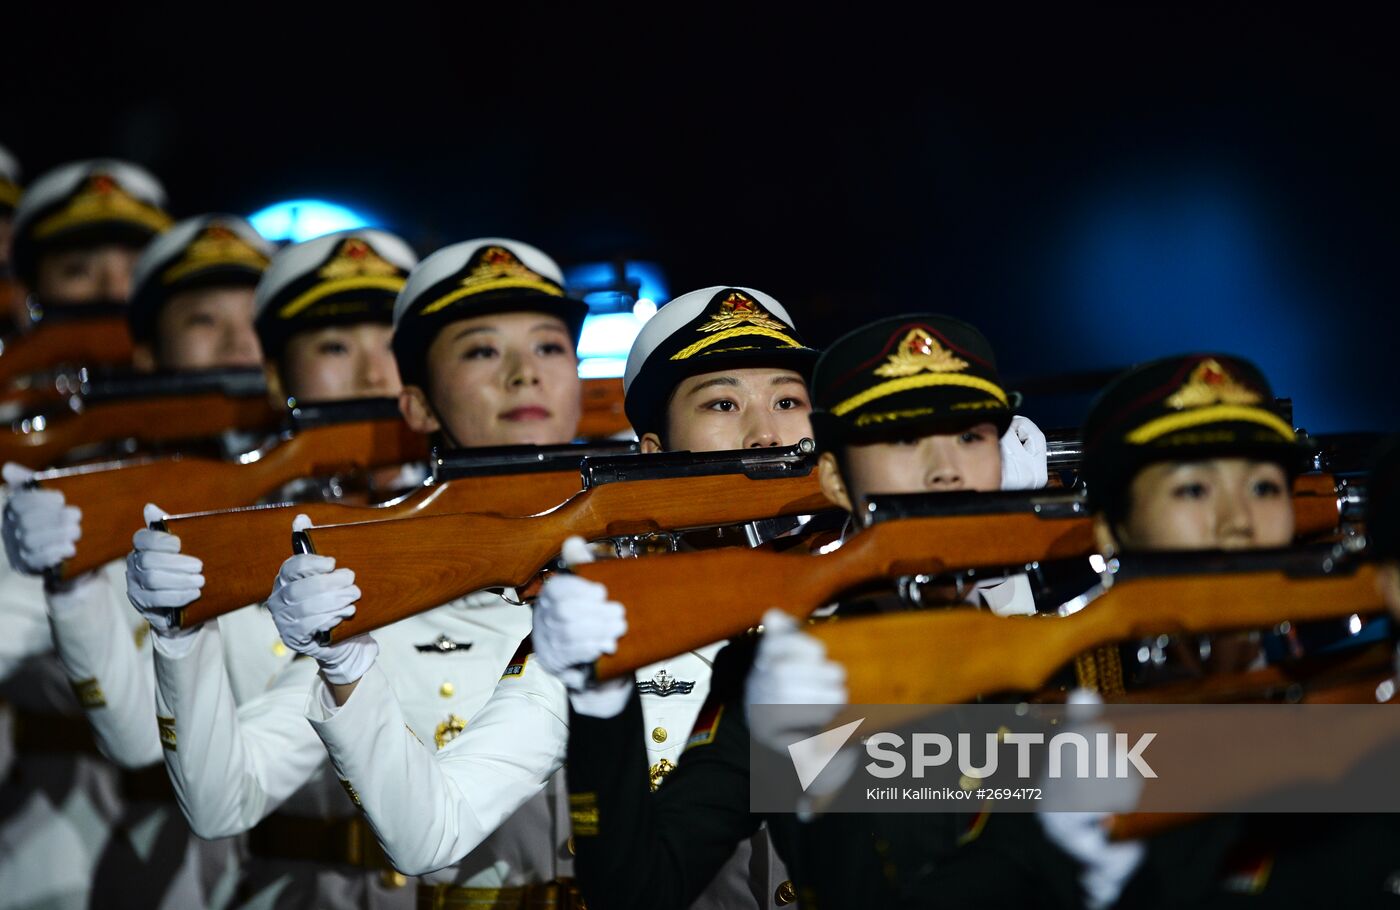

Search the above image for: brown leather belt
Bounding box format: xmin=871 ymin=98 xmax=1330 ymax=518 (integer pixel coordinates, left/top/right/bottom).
xmin=8 ymin=706 xmax=174 ymax=802
xmin=417 ymin=882 xmax=585 ymax=910
xmin=248 ymin=812 xmax=400 ymax=874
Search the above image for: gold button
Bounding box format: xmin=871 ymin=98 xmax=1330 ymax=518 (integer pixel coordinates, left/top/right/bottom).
xmin=651 ymin=727 xmax=667 ymax=743
xmin=272 ymin=641 xmax=288 ymax=657
xmin=439 ymin=682 xmax=455 ymax=698
xmin=379 ymin=870 xmax=407 ymax=889
xmin=775 ymin=880 xmax=797 ymax=905
xmin=567 ymin=835 xmax=576 ymax=856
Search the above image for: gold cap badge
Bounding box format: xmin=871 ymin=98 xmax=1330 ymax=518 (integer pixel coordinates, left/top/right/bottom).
xmin=162 ymin=224 xmax=269 ymax=285
xmin=32 ymin=174 xmax=172 ymax=240
xmin=319 ymin=237 xmax=402 ymax=281
xmin=1165 ymin=359 xmax=1262 ymax=410
xmin=874 ymin=328 xmax=971 ymax=378
xmin=418 ymin=245 xmax=563 ymax=316
xmin=696 ymin=291 xmax=788 ymax=334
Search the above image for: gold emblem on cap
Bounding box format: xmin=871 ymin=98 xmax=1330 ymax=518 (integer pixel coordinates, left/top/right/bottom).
xmin=319 ymin=237 xmax=401 ymax=281
xmin=162 ymin=224 xmax=270 ymax=285
xmin=278 ymin=236 xmax=406 ymax=319
xmin=418 ymin=245 xmax=563 ymax=316
xmin=32 ymin=173 xmax=172 ymax=240
xmin=695 ymin=291 xmax=789 ymax=334
xmin=1125 ymin=358 xmax=1292 ymax=446
xmin=1164 ymin=359 xmax=1263 ymax=410
xmin=874 ymin=328 xmax=970 ymax=378
xmin=670 ymin=291 xmax=803 ymax=361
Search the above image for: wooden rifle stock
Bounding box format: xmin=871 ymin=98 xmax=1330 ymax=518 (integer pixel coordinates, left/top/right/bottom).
xmin=578 ymin=378 xmax=628 ymax=438
xmin=1 ymin=393 xmax=281 ymax=469
xmin=584 ymin=481 xmax=1344 ymax=679
xmin=808 ymin=562 xmax=1381 ymax=705
xmin=0 ymin=316 xmax=134 ymax=385
xmin=37 ymin=418 xmax=428 ymax=579
xmin=1082 ymin=637 xmax=1397 ymax=842
xmin=1045 ymin=639 xmax=1399 ymax=707
xmin=585 ymin=511 xmax=1096 ymax=680
xmin=307 ymin=471 xmax=832 ymax=641
xmin=1108 ymin=660 xmax=1398 ymax=841
xmin=171 ymin=469 xmax=588 ymax=626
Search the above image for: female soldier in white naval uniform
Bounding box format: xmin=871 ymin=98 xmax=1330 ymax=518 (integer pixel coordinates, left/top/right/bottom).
xmin=132 ymin=238 xmax=586 ymax=910
xmin=287 ymin=285 xmax=823 ymax=910
xmin=17 ymin=227 xmax=417 ymax=909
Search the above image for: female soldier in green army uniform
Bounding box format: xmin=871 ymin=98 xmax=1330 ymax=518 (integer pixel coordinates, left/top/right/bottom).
xmin=900 ymin=354 xmax=1400 ymax=909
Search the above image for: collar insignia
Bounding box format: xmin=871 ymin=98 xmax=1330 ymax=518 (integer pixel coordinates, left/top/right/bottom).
xmin=416 ymin=634 xmax=473 ymax=654
xmin=1165 ymin=359 xmax=1262 ymax=410
xmin=695 ymin=291 xmax=788 ymax=334
xmin=162 ymin=225 xmax=269 ymax=284
xmin=873 ymin=328 xmax=970 ymax=378
xmin=318 ymin=237 xmax=401 ymax=281
xmin=636 ymin=668 xmax=695 ymax=698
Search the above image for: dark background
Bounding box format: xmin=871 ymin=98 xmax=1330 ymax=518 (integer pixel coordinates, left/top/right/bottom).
xmin=6 ymin=7 xmax=1397 ymax=431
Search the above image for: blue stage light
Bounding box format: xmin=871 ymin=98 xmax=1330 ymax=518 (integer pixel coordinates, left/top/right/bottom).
xmin=249 ymin=200 xmax=375 ymax=243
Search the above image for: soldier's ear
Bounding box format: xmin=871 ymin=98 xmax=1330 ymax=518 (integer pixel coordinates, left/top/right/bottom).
xmin=1092 ymin=514 xmax=1122 ymax=560
xmin=130 ymin=342 xmax=157 ymax=375
xmin=398 ymin=385 xmax=441 ymax=434
xmin=818 ymin=451 xmax=854 ymax=512
xmin=263 ymin=362 xmax=287 ymax=408
xmin=639 ymin=432 xmax=665 ymax=454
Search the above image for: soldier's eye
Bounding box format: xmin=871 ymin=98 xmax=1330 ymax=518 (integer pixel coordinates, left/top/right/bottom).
xmin=537 ymin=341 xmax=568 ymax=356
xmin=59 ymin=259 xmax=92 ymax=279
xmin=1251 ymin=479 xmax=1284 ymax=498
xmin=317 ymin=341 xmax=350 ymax=356
xmin=775 ymin=396 xmax=808 ymax=411
xmin=704 ymin=399 xmax=738 ymax=412
xmin=959 ymin=430 xmax=986 ymax=444
xmin=462 ymin=345 xmax=498 ymax=360
xmin=1170 ymin=482 xmax=1209 ymax=500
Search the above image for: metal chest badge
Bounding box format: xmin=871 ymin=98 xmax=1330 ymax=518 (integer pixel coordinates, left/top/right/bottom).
xmin=416 ymin=634 xmax=472 ymax=654
xmin=636 ymin=668 xmax=695 ymax=698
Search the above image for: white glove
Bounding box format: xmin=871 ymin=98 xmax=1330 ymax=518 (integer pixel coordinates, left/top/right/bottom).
xmin=999 ymin=416 xmax=1049 ymax=491
xmin=266 ymin=515 xmax=378 ymax=686
xmin=2 ymin=462 xmax=81 ymax=574
xmin=745 ymin=609 xmax=848 ymax=751
xmin=1037 ymin=690 xmax=1146 ymax=910
xmin=126 ymin=504 xmax=201 ymax=638
xmin=532 ymin=535 xmax=632 ymax=718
